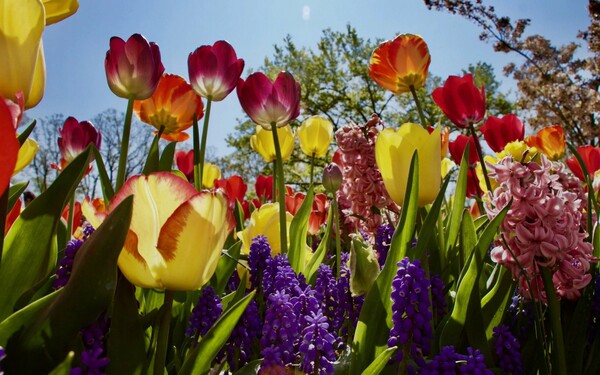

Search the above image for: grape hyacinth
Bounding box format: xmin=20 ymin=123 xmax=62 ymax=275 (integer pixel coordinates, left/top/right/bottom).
xmin=263 ymin=254 xmax=302 ymax=298
xmin=298 ymin=311 xmax=337 ymax=375
xmin=260 ymin=291 xmax=300 ymax=370
xmin=53 ymin=224 xmax=95 ymax=289
xmin=419 ymin=346 xmax=461 ymax=375
xmin=186 ymin=286 xmax=222 ymax=340
xmin=492 ymin=325 xmax=523 ymax=375
xmin=0 ymin=346 xmax=5 ymax=374
xmin=375 ymin=223 xmax=394 ymax=268
xmin=388 ymin=257 xmax=433 ymax=363
xmin=70 ymin=313 xmax=110 ymax=375
xmin=460 ymin=347 xmax=494 ymax=375
xmin=248 ymin=235 xmax=271 ymax=290
xmin=224 ymin=298 xmax=261 ymax=371
xmin=291 ymin=286 xmax=320 ymax=333
xmin=314 ymin=264 xmax=339 ymax=333
xmin=430 ymin=274 xmax=447 ymax=318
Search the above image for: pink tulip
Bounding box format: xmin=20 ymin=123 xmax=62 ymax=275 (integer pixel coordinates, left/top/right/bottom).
xmin=237 ymin=71 xmax=301 ymax=129
xmin=56 ymin=116 xmax=101 ymax=170
xmin=188 ymin=40 xmax=245 ymax=102
xmin=480 ymin=114 xmax=524 ymax=153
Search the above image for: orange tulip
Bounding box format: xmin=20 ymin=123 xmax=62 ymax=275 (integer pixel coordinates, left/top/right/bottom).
xmin=368 ymin=34 xmax=431 ymax=94
xmin=133 ymin=74 xmax=204 ymax=142
xmin=524 ymin=125 xmax=565 ymax=161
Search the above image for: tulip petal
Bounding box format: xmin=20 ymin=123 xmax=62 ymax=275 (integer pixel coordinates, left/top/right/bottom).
xmin=0 ymin=99 xmax=19 ymax=197
xmin=13 ymin=138 xmax=38 ymax=176
xmin=43 ymin=0 xmax=79 ymax=25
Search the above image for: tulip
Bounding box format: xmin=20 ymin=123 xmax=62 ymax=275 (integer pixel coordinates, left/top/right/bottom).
xmin=105 ymin=34 xmax=165 ymax=100
xmin=133 ymin=74 xmax=204 ymax=142
xmin=440 ymin=126 xmax=450 ymax=158
xmin=449 ymin=134 xmax=479 ymax=166
xmin=566 ymin=145 xmax=600 ymax=182
xmin=368 ymin=34 xmax=431 ymax=95
xmin=255 ymin=174 xmax=274 ymax=202
xmin=441 ymin=158 xmax=456 ymax=178
xmin=375 ymin=123 xmax=440 ymax=207
xmin=322 ymin=163 xmax=343 ymax=194
xmin=432 ymin=74 xmax=486 ymax=128
xmin=188 ymin=40 xmax=245 ymax=102
xmin=175 ymin=149 xmax=194 ymax=182
xmin=298 ymin=115 xmax=333 ymax=158
xmin=250 ymin=125 xmax=295 ymax=163
xmin=308 ymin=193 xmax=328 ymax=235
xmin=237 ymin=71 xmax=301 ymax=130
xmin=111 ymin=172 xmax=234 ymax=290
xmin=202 ymin=162 xmax=221 ymax=189
xmin=0 ymin=96 xmax=19 ymax=197
xmin=214 ymin=175 xmax=248 ymax=209
xmin=237 ymin=203 xmax=293 ymax=256
xmin=55 ymin=116 xmax=102 ymax=171
xmin=525 ymin=125 xmax=566 ymax=161
xmin=480 ymin=114 xmax=524 ymax=153
xmin=13 ymin=138 xmax=38 ymax=176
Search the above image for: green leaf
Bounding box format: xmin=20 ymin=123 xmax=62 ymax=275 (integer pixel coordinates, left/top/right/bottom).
xmin=361 ymin=346 xmax=396 ymax=375
xmin=0 ymin=148 xmax=92 ymax=321
xmin=565 ymin=285 xmax=593 ymax=374
xmin=159 ymin=142 xmax=177 ymax=172
xmin=210 ymin=241 xmax=242 ymax=295
xmin=17 ymin=120 xmax=37 ymax=146
xmin=288 ymin=185 xmax=314 ymax=273
xmin=2 ymin=196 xmax=133 ymax=373
xmin=350 ymin=152 xmax=419 ymax=375
xmin=180 ymin=291 xmax=256 ymax=375
xmin=349 ymin=233 xmax=380 ymax=296
xmin=457 ymin=209 xmax=477 ymax=285
xmin=234 ymin=359 xmax=261 ymax=374
xmin=304 ymin=202 xmax=334 ymax=284
xmin=91 ymin=144 xmax=115 ymax=202
xmin=481 ymin=266 xmax=514 ymax=340
xmin=445 ymin=144 xmax=470 ymax=253
xmin=414 ymin=175 xmax=451 ymax=264
xmin=48 ymin=351 xmax=75 ymax=375
xmin=8 ymin=181 xmax=29 ymax=212
xmin=222 ymin=271 xmax=248 ymax=312
xmin=142 ymin=133 xmax=161 ymax=175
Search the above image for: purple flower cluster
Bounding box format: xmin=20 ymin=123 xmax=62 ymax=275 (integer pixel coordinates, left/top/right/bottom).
xmin=224 ymin=298 xmax=261 ymax=371
xmin=315 ymin=264 xmax=338 ymax=330
xmin=186 ymin=286 xmax=222 ymax=340
xmin=260 ymin=291 xmax=300 ymax=369
xmin=249 ymin=235 xmax=271 ymax=290
xmin=53 ymin=225 xmax=95 ymax=289
xmin=430 ymin=274 xmax=447 ymax=318
xmin=0 ymin=346 xmax=5 ymax=373
xmin=375 ymin=223 xmax=394 ymax=268
xmin=70 ymin=313 xmax=110 ymax=375
xmin=263 ymin=255 xmax=302 ymax=297
xmin=298 ymin=311 xmax=337 ymax=375
xmin=388 ymin=257 xmax=433 ymax=363
xmin=419 ymin=346 xmax=493 ymax=374
xmin=492 ymin=325 xmax=523 ymax=375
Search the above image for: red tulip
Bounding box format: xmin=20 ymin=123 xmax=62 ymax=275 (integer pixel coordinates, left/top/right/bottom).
xmin=175 ymin=149 xmax=194 ymax=182
xmin=105 ymin=33 xmax=165 ymax=100
xmin=255 ymin=174 xmax=273 ymax=202
xmin=188 ymin=40 xmax=245 ymax=102
xmin=449 ymin=134 xmax=478 ymax=166
xmin=432 ymin=74 xmax=486 ymax=128
xmin=0 ymin=96 xmax=20 ymax=197
xmin=466 ymin=167 xmax=483 ymax=198
xmin=480 ymin=114 xmax=524 ymax=153
xmin=237 ymin=71 xmax=301 ymax=129
xmin=5 ymin=198 xmax=21 ymax=235
xmin=565 ymin=145 xmax=600 ymax=181
xmin=308 ymin=193 xmax=328 ymax=235
xmin=55 ymin=117 xmax=102 ymax=171
xmin=61 ymin=201 xmax=82 ymax=234
xmin=214 ymin=175 xmax=248 ymax=208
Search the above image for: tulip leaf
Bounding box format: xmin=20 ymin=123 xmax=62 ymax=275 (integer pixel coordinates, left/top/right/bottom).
xmin=304 ymin=203 xmax=334 ymax=284
xmin=350 ymin=152 xmax=419 ymax=375
xmin=159 ymin=142 xmax=177 ymax=172
xmin=445 ymin=144 xmax=469 ymax=253
xmin=2 ymin=196 xmax=133 ymax=373
xmin=234 ymin=359 xmax=262 ymax=374
xmin=8 ymin=181 xmax=29 ymax=211
xmin=481 ymin=266 xmax=513 ymax=339
xmin=0 ymin=148 xmax=91 ymax=321
xmin=48 ymin=352 xmax=74 ymax=375
xmin=361 ymin=346 xmax=397 ymax=375
xmin=210 ymin=241 xmax=242 ymax=295
xmin=457 ymin=209 xmax=477 ymax=285
xmin=91 ymin=144 xmax=115 ymax=202
xmin=142 ymin=133 xmax=161 ymax=175
xmin=288 ymin=185 xmax=314 ymax=274
xmin=222 ymin=271 xmax=248 ymax=312
xmin=349 ymin=233 xmax=380 ymax=296
xmin=565 ymin=286 xmax=593 ymax=374
xmin=180 ymin=290 xmax=256 ymax=375
xmin=17 ymin=120 xmax=37 ymax=146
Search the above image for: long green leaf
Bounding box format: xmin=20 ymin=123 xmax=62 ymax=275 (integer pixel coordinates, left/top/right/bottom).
xmin=159 ymin=142 xmax=177 ymax=172
xmin=17 ymin=120 xmax=37 ymax=146
xmin=414 ymin=175 xmax=451 ymax=263
xmin=142 ymin=133 xmax=161 ymax=175
xmin=0 ymin=148 xmax=92 ymax=320
xmin=304 ymin=203 xmax=335 ymax=284
xmin=48 ymin=352 xmax=75 ymax=375
xmin=91 ymin=144 xmax=115 ymax=202
xmin=350 ymin=152 xmax=419 ymax=375
xmin=180 ymin=291 xmax=256 ymax=375
xmin=361 ymin=346 xmax=396 ymax=375
xmin=288 ymin=185 xmax=314 ymax=273
xmin=457 ymin=209 xmax=477 ymax=286
xmin=481 ymin=266 xmax=514 ymax=339
xmin=445 ymin=144 xmax=470 ymax=253
xmin=210 ymin=241 xmax=242 ymax=295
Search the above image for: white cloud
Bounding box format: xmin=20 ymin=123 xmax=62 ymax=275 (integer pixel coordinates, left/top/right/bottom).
xmin=302 ymin=5 xmax=311 ymax=21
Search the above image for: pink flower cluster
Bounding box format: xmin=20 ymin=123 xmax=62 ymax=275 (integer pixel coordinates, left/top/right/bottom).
xmin=486 ymin=154 xmax=594 ymax=301
xmin=334 ymin=114 xmax=397 ymax=235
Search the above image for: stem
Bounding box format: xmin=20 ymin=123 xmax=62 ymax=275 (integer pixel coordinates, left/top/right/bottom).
xmin=66 ymin=194 xmax=75 ymax=238
xmin=271 ymin=124 xmax=288 ymax=255
xmin=333 ymin=195 xmax=342 ymax=278
xmin=193 ymin=114 xmax=201 ymax=191
xmin=540 ymin=267 xmax=567 ymax=375
xmin=409 ymin=85 xmax=427 ymax=129
xmin=468 ymin=121 xmax=493 ymax=194
xmin=309 ymin=153 xmax=315 ymax=187
xmin=272 ymin=160 xmax=277 ymax=203
xmin=197 ymin=98 xmax=212 ymax=190
xmin=154 ymin=289 xmax=174 ymax=375
xmin=115 ymin=97 xmax=135 ymax=191
xmin=0 ymin=187 xmax=9 ymax=262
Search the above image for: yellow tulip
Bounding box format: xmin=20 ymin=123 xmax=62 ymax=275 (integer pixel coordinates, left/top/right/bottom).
xmin=237 ymin=203 xmax=293 ymax=256
xmin=12 ymin=138 xmax=38 ymax=176
xmin=0 ymin=0 xmax=78 ymax=108
xmin=375 ymin=123 xmax=440 ymax=207
xmin=110 ymin=172 xmax=234 ymax=290
xmin=202 ymin=162 xmax=221 ymax=189
xmin=250 ymin=125 xmax=295 ymax=163
xmin=298 ymin=115 xmax=333 ymax=158
xmin=441 ymin=157 xmax=455 ymax=179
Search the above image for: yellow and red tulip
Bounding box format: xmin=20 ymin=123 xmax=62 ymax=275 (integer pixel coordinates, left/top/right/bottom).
xmin=375 ymin=123 xmax=440 ymax=207
xmin=188 ymin=40 xmax=245 ymax=101
xmin=133 ymin=74 xmax=204 ymax=142
xmin=202 ymin=162 xmax=221 ymax=189
xmin=298 ymin=115 xmax=333 ymax=158
xmin=525 ymin=125 xmax=566 ymax=161
xmin=110 ymin=172 xmax=234 ymax=290
xmin=368 ymin=34 xmax=431 ymax=94
xmin=432 ymin=74 xmax=486 ymax=128
xmin=105 ymin=34 xmax=165 ymax=100
xmin=237 ymin=71 xmax=301 ymax=130
xmin=480 ymin=114 xmax=524 ymax=153
xmin=250 ymin=125 xmax=295 ymax=163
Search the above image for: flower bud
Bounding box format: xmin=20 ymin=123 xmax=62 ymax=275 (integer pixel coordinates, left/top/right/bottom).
xmin=322 ymin=163 xmax=342 ymax=193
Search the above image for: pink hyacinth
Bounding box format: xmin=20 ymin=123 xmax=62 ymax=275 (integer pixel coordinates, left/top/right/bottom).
xmin=334 ymin=114 xmax=397 ymax=235
xmin=486 ymin=154 xmax=594 ymax=302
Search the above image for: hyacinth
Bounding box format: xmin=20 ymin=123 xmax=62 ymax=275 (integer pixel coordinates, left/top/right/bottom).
xmin=460 ymin=347 xmax=494 ymax=375
xmin=260 ymin=291 xmax=300 ymax=370
xmin=291 ymin=286 xmax=320 ymax=331
xmin=53 ymin=224 xmax=95 ymax=289
xmin=70 ymin=314 xmax=110 ymax=375
xmin=388 ymin=257 xmax=433 ymax=363
xmin=186 ymin=286 xmax=222 ymax=340
xmin=492 ymin=325 xmax=523 ymax=375
xmin=248 ymin=235 xmax=272 ymax=290
xmin=263 ymin=254 xmax=302 ymax=298
xmin=486 ymin=153 xmax=594 ymax=301
xmin=224 ymin=298 xmax=261 ymax=371
xmin=430 ymin=274 xmax=447 ymax=318
xmin=375 ymin=223 xmax=394 ymax=268
xmin=419 ymin=345 xmax=460 ymax=374
xmin=0 ymin=346 xmax=5 ymax=374
xmin=334 ymin=114 xmax=397 ymax=235
xmin=314 ymin=264 xmax=340 ymax=333
xmin=298 ymin=311 xmax=337 ymax=375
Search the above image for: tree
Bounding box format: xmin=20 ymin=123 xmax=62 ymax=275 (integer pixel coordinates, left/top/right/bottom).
xmin=424 ymin=0 xmax=600 ymax=146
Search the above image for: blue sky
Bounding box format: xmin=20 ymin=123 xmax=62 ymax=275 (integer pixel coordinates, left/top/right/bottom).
xmin=29 ymin=0 xmax=590 ymax=156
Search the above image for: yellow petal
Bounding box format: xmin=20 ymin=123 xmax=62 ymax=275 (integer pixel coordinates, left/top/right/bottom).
xmin=238 ymin=203 xmax=293 ymax=255
xmin=202 ymin=162 xmax=221 ymax=189
xmin=12 ymin=138 xmax=38 ymax=176
xmin=298 ymin=115 xmax=333 ymax=158
xmin=25 ymin=43 xmax=45 ymax=108
xmin=43 ymin=0 xmax=79 ymax=25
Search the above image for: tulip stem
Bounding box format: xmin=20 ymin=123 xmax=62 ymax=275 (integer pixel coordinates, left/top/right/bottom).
xmin=468 ymin=121 xmax=493 ymax=194
xmin=333 ymin=195 xmax=342 ymax=278
xmin=271 ymin=124 xmax=288 ymax=255
xmin=66 ymin=194 xmax=75 ymax=238
xmin=0 ymin=187 xmax=9 ymax=262
xmin=409 ymin=85 xmax=427 ymax=129
xmin=540 ymin=267 xmax=567 ymax=375
xmin=193 ymin=114 xmax=201 ymax=191
xmin=310 ymin=154 xmax=315 ymax=187
xmin=154 ymin=289 xmax=174 ymax=375
xmin=272 ymin=160 xmax=277 ymax=202
xmin=196 ymin=98 xmax=212 ymax=191
xmin=116 ymin=97 xmax=135 ymax=191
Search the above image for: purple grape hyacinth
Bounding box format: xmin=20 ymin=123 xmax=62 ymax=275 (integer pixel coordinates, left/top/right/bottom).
xmin=186 ymin=286 xmax=222 ymax=340
xmin=70 ymin=313 xmax=110 ymax=375
xmin=493 ymin=325 xmax=523 ymax=375
xmin=224 ymin=298 xmax=261 ymax=371
xmin=249 ymin=235 xmax=272 ymax=290
xmin=260 ymin=290 xmax=300 ymax=370
xmin=298 ymin=311 xmax=337 ymax=375
xmin=53 ymin=224 xmax=95 ymax=289
xmin=375 ymin=223 xmax=394 ymax=268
